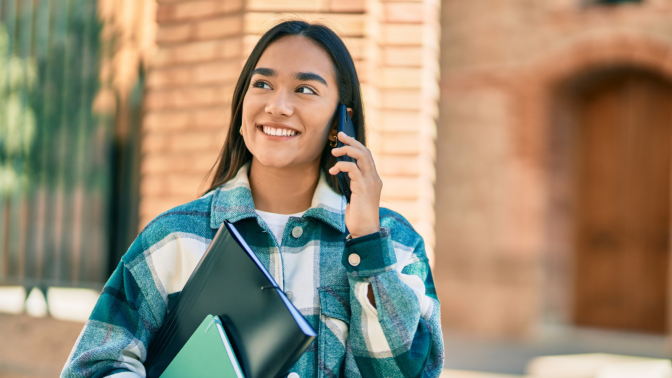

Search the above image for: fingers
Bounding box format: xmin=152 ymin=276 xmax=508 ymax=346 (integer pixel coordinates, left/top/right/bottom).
xmin=337 ymin=131 xmax=365 ymax=150
xmin=331 ymin=145 xmax=366 ymax=161
xmin=332 ymin=132 xmax=375 ymax=173
xmin=328 ymin=161 xmax=363 ymax=181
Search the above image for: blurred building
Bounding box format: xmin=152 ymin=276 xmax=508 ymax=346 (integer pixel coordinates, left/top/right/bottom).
xmin=436 ymin=0 xmax=672 ymax=337
xmin=2 ymin=0 xmax=672 ymax=344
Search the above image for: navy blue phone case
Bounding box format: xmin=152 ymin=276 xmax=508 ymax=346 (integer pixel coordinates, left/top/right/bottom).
xmin=336 ymin=104 xmax=356 ymax=203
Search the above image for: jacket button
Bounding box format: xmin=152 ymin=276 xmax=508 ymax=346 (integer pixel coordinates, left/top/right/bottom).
xmin=291 ymin=226 xmax=303 ymax=238
xmin=288 ymin=373 xmax=300 ymax=378
xmin=348 ymin=253 xmax=361 ymax=266
xmin=285 ymin=291 xmax=293 ymax=300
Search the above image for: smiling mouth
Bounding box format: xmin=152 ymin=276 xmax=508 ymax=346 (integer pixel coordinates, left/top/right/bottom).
xmin=258 ymin=125 xmax=300 ymax=137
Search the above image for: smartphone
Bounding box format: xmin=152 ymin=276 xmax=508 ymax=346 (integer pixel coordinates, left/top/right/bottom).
xmin=335 ymin=104 xmax=356 ymax=203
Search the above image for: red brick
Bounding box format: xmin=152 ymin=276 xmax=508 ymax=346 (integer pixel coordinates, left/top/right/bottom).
xmin=342 ymin=37 xmax=365 ymax=60
xmin=379 ymin=109 xmax=422 ymax=132
xmin=377 ymin=154 xmax=423 ymax=177
xmin=382 ymin=67 xmax=423 ymax=89
xmin=382 ymin=89 xmax=423 ymax=110
xmin=244 ymin=12 xmax=366 ymax=37
xmin=328 ymin=0 xmax=365 ymax=13
xmin=194 ymin=14 xmax=243 ymax=39
xmin=153 ymin=38 xmax=243 ymax=67
xmin=143 ymin=108 xmax=231 ymax=131
xmin=157 ymin=0 xmax=243 ymax=23
xmin=384 ymin=46 xmax=424 ymax=67
xmin=156 ymin=23 xmax=193 ymax=44
xmin=144 ymin=84 xmax=235 ymax=110
xmin=380 ymin=131 xmax=422 ymax=154
xmin=147 ymin=59 xmax=243 ymax=88
xmin=380 ymin=176 xmax=422 ymax=200
xmin=246 ymin=0 xmax=325 ymax=12
xmin=141 ymin=173 xmax=210 ymax=197
xmin=383 ymin=24 xmax=423 ymax=45
xmin=141 ymin=150 xmax=221 ymax=175
xmin=147 ymin=67 xmax=191 ymax=88
xmin=353 ymin=59 xmax=368 ymax=82
xmin=384 ymin=2 xmax=425 ymax=24
xmin=377 ymin=199 xmax=426 ymax=223
xmin=142 ymin=128 xmax=228 ymax=154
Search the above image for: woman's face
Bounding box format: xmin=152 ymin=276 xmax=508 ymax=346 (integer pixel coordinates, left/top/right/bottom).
xmin=241 ymin=35 xmax=339 ymax=169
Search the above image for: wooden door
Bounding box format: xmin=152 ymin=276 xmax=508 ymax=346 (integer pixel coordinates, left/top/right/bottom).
xmin=574 ymin=71 xmax=672 ymax=333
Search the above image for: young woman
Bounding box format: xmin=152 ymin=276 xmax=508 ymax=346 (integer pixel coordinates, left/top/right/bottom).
xmin=62 ymin=21 xmax=444 ymax=378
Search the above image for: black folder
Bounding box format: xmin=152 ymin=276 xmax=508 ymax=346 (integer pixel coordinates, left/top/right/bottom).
xmin=144 ymin=221 xmax=317 ymax=378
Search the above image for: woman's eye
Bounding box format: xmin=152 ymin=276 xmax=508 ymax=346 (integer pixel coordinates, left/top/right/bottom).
xmin=297 ymin=86 xmax=316 ymax=95
xmin=252 ymin=80 xmax=271 ymax=89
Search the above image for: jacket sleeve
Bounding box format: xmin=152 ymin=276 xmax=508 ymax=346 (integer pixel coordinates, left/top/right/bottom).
xmin=61 ymin=235 xmax=165 ymax=378
xmin=342 ymin=226 xmax=444 ymax=378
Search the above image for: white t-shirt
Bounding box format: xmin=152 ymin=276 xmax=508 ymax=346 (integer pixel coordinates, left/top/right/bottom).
xmin=255 ymin=209 xmax=305 ymax=246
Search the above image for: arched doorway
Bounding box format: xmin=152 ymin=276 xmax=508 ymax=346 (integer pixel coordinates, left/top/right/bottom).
xmin=571 ymin=70 xmax=672 ymax=333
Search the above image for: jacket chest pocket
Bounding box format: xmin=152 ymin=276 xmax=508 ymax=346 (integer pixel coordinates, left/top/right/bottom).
xmin=318 ymin=286 xmax=350 ymax=378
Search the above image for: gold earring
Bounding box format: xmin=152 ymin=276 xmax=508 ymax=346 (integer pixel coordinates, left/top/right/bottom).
xmin=239 ymin=127 xmax=243 ymax=135
xmin=329 ymin=139 xmax=337 ymax=148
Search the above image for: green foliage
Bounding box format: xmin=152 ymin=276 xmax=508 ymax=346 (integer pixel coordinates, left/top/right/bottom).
xmin=0 ymin=27 xmax=37 ymax=195
xmin=0 ymin=0 xmax=117 ymax=287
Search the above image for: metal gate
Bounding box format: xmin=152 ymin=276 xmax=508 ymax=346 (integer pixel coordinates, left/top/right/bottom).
xmin=0 ymin=0 xmax=115 ymax=290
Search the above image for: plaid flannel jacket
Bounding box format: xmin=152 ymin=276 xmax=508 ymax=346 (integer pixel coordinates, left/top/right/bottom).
xmin=62 ymin=163 xmax=444 ymax=378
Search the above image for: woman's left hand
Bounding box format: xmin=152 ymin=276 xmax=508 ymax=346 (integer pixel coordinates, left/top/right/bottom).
xmin=329 ymin=131 xmax=383 ymax=239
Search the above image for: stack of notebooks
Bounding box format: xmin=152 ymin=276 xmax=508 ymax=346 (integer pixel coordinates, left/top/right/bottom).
xmin=145 ymin=221 xmax=317 ymax=378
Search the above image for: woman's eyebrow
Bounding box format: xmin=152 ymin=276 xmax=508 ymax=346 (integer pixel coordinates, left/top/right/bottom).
xmin=294 ymin=72 xmax=327 ymax=86
xmin=251 ymin=67 xmax=275 ymax=77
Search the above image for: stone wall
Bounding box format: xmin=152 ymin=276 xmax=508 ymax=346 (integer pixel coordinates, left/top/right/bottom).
xmin=140 ymin=0 xmax=441 ymax=264
xmin=435 ymin=0 xmax=672 ymax=335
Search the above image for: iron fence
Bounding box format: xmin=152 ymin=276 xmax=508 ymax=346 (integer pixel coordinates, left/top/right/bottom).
xmin=0 ymin=0 xmax=115 ymax=290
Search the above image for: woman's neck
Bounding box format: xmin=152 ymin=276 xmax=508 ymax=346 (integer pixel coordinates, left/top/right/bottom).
xmin=248 ymin=158 xmax=321 ymax=214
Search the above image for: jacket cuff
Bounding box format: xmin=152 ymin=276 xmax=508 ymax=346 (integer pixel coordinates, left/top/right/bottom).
xmin=343 ymin=227 xmax=397 ymax=277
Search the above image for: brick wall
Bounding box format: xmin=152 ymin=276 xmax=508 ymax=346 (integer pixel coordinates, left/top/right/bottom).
xmin=435 ymin=0 xmax=672 ymax=336
xmin=141 ymin=0 xmax=243 ymax=228
xmin=140 ymin=0 xmax=441 ymax=266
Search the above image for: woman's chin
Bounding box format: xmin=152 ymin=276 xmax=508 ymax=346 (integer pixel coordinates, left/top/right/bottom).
xmin=253 ymin=155 xmax=299 ymax=169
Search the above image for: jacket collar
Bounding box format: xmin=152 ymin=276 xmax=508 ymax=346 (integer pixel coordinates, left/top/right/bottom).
xmin=210 ymin=163 xmax=346 ymax=233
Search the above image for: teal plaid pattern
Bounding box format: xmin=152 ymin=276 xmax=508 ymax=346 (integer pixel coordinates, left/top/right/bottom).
xmin=62 ymin=163 xmax=444 ymax=378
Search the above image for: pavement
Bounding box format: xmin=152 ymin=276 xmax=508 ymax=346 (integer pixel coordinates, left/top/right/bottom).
xmin=443 ymin=326 xmax=672 ymax=375
xmin=0 ymin=313 xmax=83 ymax=378
xmin=2 ymin=312 xmax=671 ymax=378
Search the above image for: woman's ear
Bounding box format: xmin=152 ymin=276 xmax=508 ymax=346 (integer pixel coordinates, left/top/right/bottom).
xmin=329 ymin=121 xmax=338 ymax=141
xmin=328 ymin=107 xmax=353 ymax=141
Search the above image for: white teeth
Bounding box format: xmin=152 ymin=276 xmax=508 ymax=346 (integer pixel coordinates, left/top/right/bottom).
xmin=261 ymin=126 xmax=296 ymax=137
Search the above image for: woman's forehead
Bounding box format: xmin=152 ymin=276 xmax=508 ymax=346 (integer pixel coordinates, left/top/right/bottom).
xmin=254 ymin=36 xmax=336 ymax=83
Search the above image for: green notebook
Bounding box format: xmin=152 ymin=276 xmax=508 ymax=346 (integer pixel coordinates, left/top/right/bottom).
xmin=160 ymin=315 xmax=245 ymax=378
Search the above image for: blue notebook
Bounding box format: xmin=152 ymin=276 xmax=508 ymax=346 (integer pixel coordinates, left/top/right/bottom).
xmin=161 ymin=315 xmax=245 ymax=378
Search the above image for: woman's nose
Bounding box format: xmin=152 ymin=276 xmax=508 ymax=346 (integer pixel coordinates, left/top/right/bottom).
xmin=265 ymin=89 xmax=294 ymax=117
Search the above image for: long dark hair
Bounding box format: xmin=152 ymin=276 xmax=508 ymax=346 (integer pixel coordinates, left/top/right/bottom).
xmin=202 ymin=20 xmax=366 ymax=195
